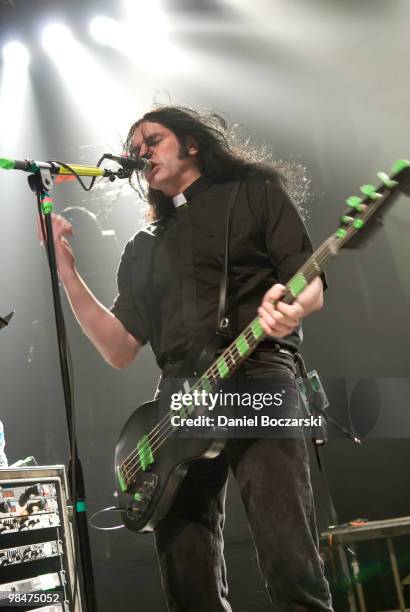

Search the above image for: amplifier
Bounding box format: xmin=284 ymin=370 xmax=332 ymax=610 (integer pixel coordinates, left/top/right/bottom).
xmin=0 ymin=466 xmax=82 ymax=611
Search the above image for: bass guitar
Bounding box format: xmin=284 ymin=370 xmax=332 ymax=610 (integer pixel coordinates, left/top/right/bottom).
xmin=115 ymin=160 xmax=410 ymax=533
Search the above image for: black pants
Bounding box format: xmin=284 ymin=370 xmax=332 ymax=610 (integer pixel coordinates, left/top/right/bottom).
xmin=155 ymin=352 xmax=333 ymax=612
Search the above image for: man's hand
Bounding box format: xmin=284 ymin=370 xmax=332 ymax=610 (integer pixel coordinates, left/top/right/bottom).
xmin=258 ymin=277 xmax=324 ymax=338
xmin=258 ymin=284 xmax=304 ymax=338
xmin=37 ymin=213 xmax=76 ymax=282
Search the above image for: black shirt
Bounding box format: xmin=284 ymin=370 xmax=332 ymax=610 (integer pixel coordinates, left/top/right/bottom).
xmin=111 ymin=174 xmax=319 ymax=368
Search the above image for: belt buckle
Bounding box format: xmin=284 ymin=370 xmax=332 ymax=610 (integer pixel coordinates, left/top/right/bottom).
xmin=277 ymin=347 xmax=295 ymax=359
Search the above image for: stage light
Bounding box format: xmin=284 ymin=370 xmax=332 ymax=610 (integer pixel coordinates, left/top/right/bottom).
xmin=123 ymin=0 xmax=167 ymax=35
xmin=41 ymin=22 xmax=135 ymax=148
xmin=89 ymin=17 xmax=121 ymax=46
xmin=2 ymin=41 xmax=30 ymax=67
xmin=90 ymin=16 xmax=139 ymax=63
xmin=42 ymin=23 xmax=73 ymax=52
xmin=0 ymin=42 xmax=30 ymax=148
xmin=93 ymin=5 xmax=191 ymax=73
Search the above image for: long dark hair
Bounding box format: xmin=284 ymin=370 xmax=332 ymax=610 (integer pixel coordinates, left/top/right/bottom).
xmin=124 ymin=106 xmax=308 ymax=221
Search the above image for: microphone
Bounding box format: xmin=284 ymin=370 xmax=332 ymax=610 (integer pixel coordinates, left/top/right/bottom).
xmin=104 ymin=154 xmax=152 ymax=173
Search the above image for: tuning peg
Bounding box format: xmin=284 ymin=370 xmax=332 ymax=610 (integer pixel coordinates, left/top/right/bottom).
xmin=391 ymin=159 xmax=410 ymax=174
xmin=360 ymin=184 xmax=382 ymax=200
xmin=390 ymin=160 xmax=410 ymax=196
xmin=353 ymin=219 xmax=364 ymax=229
xmin=346 ymin=196 xmax=362 ymax=210
xmin=377 ymin=171 xmax=398 ymax=189
xmin=336 ymin=228 xmax=347 ymax=239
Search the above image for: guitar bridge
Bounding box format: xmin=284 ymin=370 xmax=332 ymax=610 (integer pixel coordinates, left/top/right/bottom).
xmin=126 ymin=474 xmax=159 ymax=521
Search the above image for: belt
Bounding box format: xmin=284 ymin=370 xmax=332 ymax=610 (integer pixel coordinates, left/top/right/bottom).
xmin=256 ymin=341 xmax=298 ymax=358
xmin=159 ymin=341 xmax=297 ymax=369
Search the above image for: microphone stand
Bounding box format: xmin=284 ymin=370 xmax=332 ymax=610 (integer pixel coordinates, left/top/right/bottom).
xmin=28 ymin=165 xmax=97 ymax=611
xmin=0 ymin=153 xmax=145 ymax=611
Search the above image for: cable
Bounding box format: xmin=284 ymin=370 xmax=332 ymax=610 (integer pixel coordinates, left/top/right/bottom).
xmin=88 ymin=507 xmax=126 ymax=532
xmin=46 ymin=156 xmax=107 ymax=192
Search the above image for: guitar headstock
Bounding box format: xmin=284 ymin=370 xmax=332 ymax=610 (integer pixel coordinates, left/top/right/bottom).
xmin=334 ymin=159 xmax=410 ymax=250
xmin=283 ymin=159 xmax=410 ymax=304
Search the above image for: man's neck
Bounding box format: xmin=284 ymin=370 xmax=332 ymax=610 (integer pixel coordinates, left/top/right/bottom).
xmin=161 ymin=169 xmax=202 ymax=197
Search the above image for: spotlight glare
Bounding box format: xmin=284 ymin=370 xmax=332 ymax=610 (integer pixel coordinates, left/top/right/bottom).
xmin=0 ymin=42 xmax=30 ymax=148
xmin=115 ymin=1 xmax=190 ymax=73
xmin=42 ymin=23 xmax=135 ymax=147
xmin=42 ymin=24 xmax=72 ymax=51
xmin=90 ymin=16 xmax=120 ymax=45
xmin=124 ymin=0 xmax=168 ymax=34
xmin=2 ymin=41 xmax=30 ymax=66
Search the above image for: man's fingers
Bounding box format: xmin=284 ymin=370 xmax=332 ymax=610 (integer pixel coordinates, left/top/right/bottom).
xmin=275 ymin=301 xmax=304 ymax=320
xmin=258 ymin=305 xmax=277 ymax=328
xmin=37 ymin=213 xmax=73 ymax=245
xmin=258 ymin=316 xmax=294 ymax=338
xmin=263 ymin=283 xmax=286 ymax=304
xmin=52 ymin=213 xmax=73 ymax=236
xmin=260 ymin=300 xmax=302 ymax=329
xmin=258 ymin=305 xmax=297 ymax=336
xmin=260 ymin=301 xmax=276 ymax=318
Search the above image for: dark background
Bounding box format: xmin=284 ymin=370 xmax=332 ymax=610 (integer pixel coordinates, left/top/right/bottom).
xmin=0 ymin=0 xmax=409 ymax=609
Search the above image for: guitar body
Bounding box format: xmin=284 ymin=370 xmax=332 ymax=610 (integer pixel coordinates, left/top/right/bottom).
xmin=115 ymin=334 xmax=227 ymax=533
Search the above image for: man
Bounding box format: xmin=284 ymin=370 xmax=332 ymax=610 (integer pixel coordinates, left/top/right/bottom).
xmin=48 ymin=106 xmax=332 ymax=611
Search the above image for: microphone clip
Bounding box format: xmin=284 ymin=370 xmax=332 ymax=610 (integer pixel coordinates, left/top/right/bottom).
xmin=103 ymin=154 xmax=152 ymax=174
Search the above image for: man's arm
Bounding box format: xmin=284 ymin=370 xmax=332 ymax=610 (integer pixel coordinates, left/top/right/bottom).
xmin=40 ymin=214 xmax=141 ymax=368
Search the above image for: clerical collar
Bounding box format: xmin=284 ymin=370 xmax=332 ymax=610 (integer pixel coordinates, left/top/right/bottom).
xmin=171 ymin=175 xmax=211 ymax=208
xmin=172 ymin=193 xmax=187 ymax=208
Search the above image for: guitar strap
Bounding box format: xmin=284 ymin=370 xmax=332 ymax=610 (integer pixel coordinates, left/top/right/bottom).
xmin=217 ymin=181 xmax=242 ymax=336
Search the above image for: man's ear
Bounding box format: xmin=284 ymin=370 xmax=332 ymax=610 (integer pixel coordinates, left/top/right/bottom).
xmin=186 ymin=136 xmax=199 ymax=156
